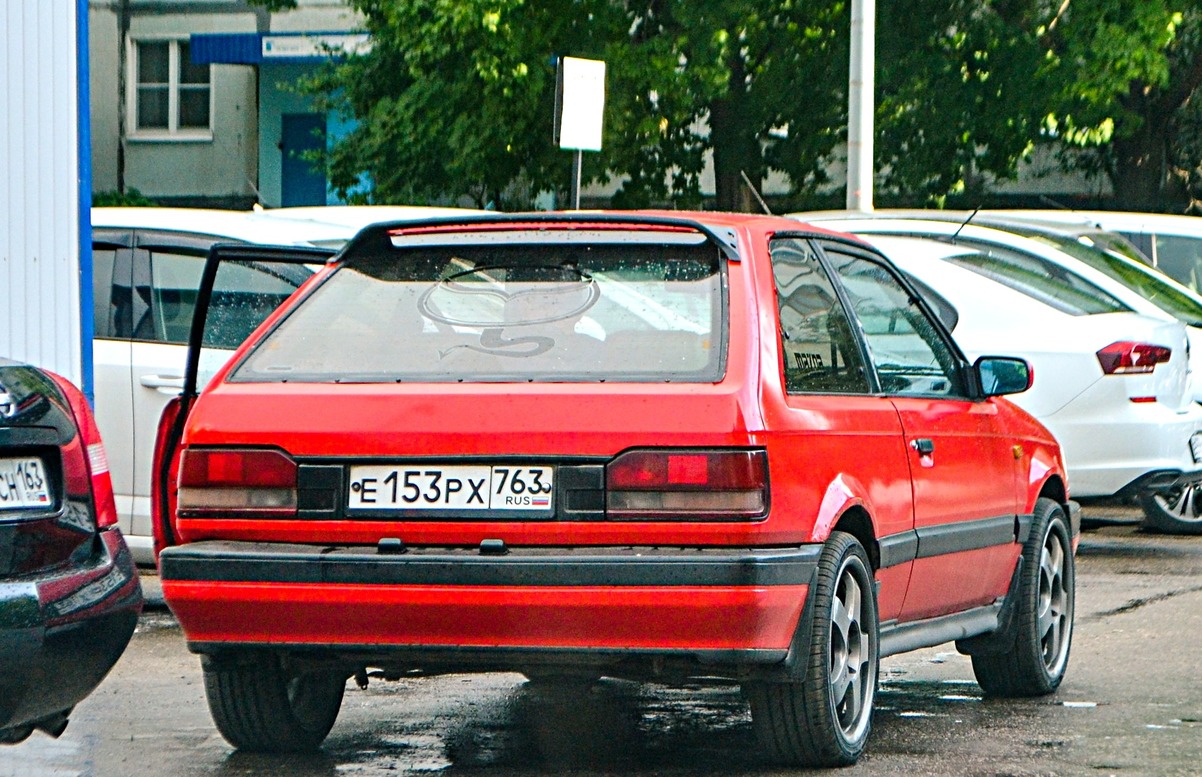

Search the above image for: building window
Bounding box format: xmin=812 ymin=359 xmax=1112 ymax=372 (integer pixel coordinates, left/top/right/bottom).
xmin=131 ymin=39 xmax=211 ymax=138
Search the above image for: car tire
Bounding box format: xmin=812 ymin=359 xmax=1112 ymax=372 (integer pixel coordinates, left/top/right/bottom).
xmin=745 ymin=531 xmax=878 ymax=767
xmin=971 ymin=497 xmax=1074 ymax=697
xmin=1138 ymin=484 xmax=1202 ymax=534
xmin=203 ymin=653 xmax=346 ymax=752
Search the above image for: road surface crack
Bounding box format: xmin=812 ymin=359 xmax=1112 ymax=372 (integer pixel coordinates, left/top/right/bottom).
xmin=1085 ymin=584 xmax=1202 ymax=621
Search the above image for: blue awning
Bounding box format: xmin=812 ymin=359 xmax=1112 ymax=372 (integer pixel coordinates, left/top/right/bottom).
xmin=191 ymin=32 xmax=371 ymax=65
xmin=191 ymin=33 xmax=261 ymax=65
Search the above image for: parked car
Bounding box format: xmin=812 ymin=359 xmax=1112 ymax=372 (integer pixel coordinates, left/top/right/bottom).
xmin=865 ymin=234 xmax=1202 ymax=533
xmin=966 ymin=214 xmax=1202 ymax=369
xmin=0 ymin=359 xmax=142 ymax=743
xmin=983 ymin=210 xmax=1202 ymax=293
xmin=795 ymin=212 xmax=1202 ymax=402
xmin=91 ymin=206 xmax=487 ymax=565
xmin=793 ymin=216 xmax=1202 ymax=531
xmin=152 ymin=212 xmax=1076 ymax=767
xmin=793 ymin=216 xmax=1202 ymax=536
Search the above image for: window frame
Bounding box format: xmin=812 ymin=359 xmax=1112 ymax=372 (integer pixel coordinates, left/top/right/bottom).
xmin=127 ymin=37 xmax=214 ymax=142
xmin=227 ymin=239 xmax=731 ymax=385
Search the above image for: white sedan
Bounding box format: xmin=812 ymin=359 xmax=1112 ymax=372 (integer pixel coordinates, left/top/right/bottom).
xmin=860 ymin=233 xmax=1202 ymax=534
xmin=91 ymin=206 xmax=488 ymax=564
xmin=794 ymin=214 xmax=1202 ymax=407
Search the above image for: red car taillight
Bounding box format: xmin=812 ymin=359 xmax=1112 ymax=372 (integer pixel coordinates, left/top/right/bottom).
xmin=605 ymin=449 xmax=768 ymax=520
xmin=49 ymin=373 xmax=118 ymax=529
xmin=177 ymin=448 xmax=298 ymax=518
xmin=1096 ymin=341 xmax=1171 ymax=374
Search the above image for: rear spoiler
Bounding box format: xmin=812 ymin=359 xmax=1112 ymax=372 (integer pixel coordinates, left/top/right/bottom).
xmin=336 ymin=213 xmax=743 ymax=264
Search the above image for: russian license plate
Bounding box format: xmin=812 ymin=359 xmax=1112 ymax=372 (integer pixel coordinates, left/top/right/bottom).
xmin=1191 ymin=433 xmax=1202 ymax=464
xmin=348 ymin=465 xmax=554 ymax=511
xmin=0 ymin=457 xmax=51 ymax=510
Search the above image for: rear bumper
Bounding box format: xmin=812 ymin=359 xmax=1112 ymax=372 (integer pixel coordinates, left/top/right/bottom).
xmin=160 ymin=541 xmax=818 ymax=673
xmin=1045 ymin=396 xmax=1202 ymax=497
xmin=0 ymin=529 xmax=143 ymax=735
xmin=1114 ymin=466 xmax=1202 ymax=499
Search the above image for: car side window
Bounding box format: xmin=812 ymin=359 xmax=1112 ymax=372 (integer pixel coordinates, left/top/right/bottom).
xmin=93 ymin=232 xmax=134 ymax=339
xmin=92 ymin=247 xmax=117 ymax=339
xmin=143 ymin=250 xmax=301 ymax=347
xmin=145 ymin=249 xmax=206 ymax=344
xmin=824 ymin=248 xmax=966 ymax=398
xmin=769 ymin=239 xmax=870 ymax=394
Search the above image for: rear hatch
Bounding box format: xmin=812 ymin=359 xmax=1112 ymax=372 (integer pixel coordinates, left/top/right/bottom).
xmin=0 ymin=362 xmax=97 ymax=577
xmin=163 ymin=219 xmax=770 ymax=550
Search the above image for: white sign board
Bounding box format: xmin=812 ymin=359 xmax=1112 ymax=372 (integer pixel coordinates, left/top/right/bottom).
xmin=557 ymin=57 xmax=606 ymax=152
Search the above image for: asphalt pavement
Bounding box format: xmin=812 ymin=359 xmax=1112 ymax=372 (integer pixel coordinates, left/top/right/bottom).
xmin=3 ymin=504 xmax=1201 ymax=776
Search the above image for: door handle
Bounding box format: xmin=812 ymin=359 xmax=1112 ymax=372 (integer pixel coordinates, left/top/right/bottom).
xmin=910 ymin=438 xmax=935 ymax=455
xmin=139 ymin=374 xmax=184 ymax=391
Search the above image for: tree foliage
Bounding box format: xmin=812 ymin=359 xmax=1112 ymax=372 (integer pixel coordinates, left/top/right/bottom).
xmin=280 ymin=0 xmax=850 ymax=210
xmin=875 ymin=0 xmax=1202 ymax=211
xmin=262 ymin=0 xmax=1202 ymax=212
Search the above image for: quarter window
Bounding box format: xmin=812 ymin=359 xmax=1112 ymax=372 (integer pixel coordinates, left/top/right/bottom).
xmin=132 ymin=39 xmax=211 ymax=136
xmin=826 ymin=249 xmax=966 ymax=398
xmin=769 ymin=239 xmax=869 ymax=394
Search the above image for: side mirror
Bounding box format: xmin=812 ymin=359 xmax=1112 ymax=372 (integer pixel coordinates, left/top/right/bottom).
xmin=975 ymin=356 xmax=1033 ymax=397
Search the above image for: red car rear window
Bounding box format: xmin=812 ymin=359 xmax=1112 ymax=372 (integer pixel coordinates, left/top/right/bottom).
xmin=231 ymin=236 xmax=726 ymax=383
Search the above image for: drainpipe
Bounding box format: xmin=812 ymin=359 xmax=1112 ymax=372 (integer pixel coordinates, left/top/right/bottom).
xmin=116 ymin=0 xmax=129 ymax=194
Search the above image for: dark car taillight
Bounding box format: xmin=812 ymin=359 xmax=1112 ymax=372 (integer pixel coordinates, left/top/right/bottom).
xmin=177 ymin=448 xmax=298 ymax=518
xmin=49 ymin=373 xmax=118 ymax=529
xmin=605 ymin=449 xmax=768 ymax=520
xmin=1096 ymin=341 xmax=1171 ymax=374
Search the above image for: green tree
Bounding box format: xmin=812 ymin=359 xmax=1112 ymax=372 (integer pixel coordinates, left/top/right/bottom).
xmin=1047 ymin=4 xmax=1202 ymax=212
xmin=875 ymin=0 xmax=1202 ymax=213
xmin=268 ymin=0 xmax=850 ymax=211
xmin=874 ymin=0 xmax=1055 ymax=202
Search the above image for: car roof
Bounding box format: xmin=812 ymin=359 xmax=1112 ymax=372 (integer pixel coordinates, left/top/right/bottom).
xmin=91 ymin=207 xmax=357 ymax=245
xmin=788 ymin=213 xmax=1186 ymax=319
xmin=981 ymin=209 xmax=1202 ymax=236
xmin=90 ymin=206 xmax=503 ymax=248
xmin=861 ymin=234 xmax=1080 ymax=321
xmin=256 ymin=205 xmax=494 ymax=229
xmin=335 ymin=210 xmax=866 ymax=264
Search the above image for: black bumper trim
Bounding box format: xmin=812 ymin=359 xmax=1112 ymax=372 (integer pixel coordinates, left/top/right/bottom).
xmin=159 ymin=541 xmax=823 ymax=588
xmin=1116 ymin=467 xmax=1202 ymax=499
xmin=877 ymin=514 xmax=1020 ymax=569
xmin=189 ymin=641 xmax=791 ymax=667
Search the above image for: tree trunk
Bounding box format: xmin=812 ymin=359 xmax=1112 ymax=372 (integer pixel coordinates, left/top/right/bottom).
xmin=709 ymin=52 xmax=762 ymax=212
xmin=1109 ymin=51 xmax=1202 ymax=213
xmin=1110 ymin=120 xmax=1182 ymax=212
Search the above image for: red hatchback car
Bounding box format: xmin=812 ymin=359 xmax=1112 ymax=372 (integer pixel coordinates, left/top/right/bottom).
xmin=154 ymin=213 xmax=1077 ymax=767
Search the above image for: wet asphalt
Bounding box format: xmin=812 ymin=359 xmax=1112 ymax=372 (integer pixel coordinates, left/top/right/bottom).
xmin=3 ymin=504 xmax=1201 ymax=776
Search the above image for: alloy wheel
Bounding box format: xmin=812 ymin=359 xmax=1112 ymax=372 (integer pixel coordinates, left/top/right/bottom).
xmin=1037 ymin=529 xmax=1072 ymax=676
xmin=830 ymin=559 xmax=873 ymax=740
xmin=1152 ymin=483 xmax=1202 ymax=524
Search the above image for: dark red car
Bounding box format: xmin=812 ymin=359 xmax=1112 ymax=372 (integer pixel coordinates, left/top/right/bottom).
xmin=0 ymin=360 xmax=142 ymax=743
xmin=154 ymin=213 xmax=1077 ymax=767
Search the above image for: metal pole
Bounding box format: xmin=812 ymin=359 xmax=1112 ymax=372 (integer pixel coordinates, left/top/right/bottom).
xmin=571 ymin=150 xmax=583 ymax=209
xmin=846 ymin=0 xmax=875 ymax=212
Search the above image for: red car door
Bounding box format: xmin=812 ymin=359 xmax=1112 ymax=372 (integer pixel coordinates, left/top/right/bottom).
xmin=822 ymin=243 xmax=1021 ymax=621
xmin=764 ymin=237 xmax=916 ymax=623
